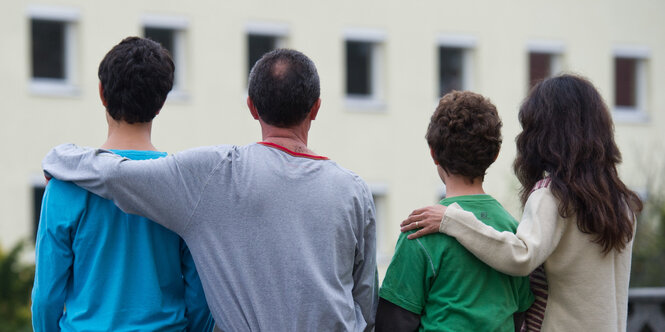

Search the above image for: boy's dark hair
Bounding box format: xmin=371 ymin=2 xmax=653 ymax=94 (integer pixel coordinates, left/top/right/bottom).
xmin=247 ymin=48 xmax=320 ymax=128
xmin=98 ymin=36 xmax=174 ymax=123
xmin=426 ymin=90 xmax=503 ymax=182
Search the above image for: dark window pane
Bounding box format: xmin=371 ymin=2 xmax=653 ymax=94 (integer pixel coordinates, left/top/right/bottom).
xmin=346 ymin=41 xmax=373 ymax=96
xmin=615 ymin=58 xmax=637 ymax=107
xmin=33 ymin=185 xmax=45 ymax=242
xmin=31 ymin=19 xmax=65 ymax=79
xmin=145 ymin=27 xmax=175 ymax=55
xmin=439 ymin=47 xmax=464 ymax=96
xmin=529 ymin=52 xmax=552 ymax=88
xmin=248 ymin=35 xmax=277 ymax=75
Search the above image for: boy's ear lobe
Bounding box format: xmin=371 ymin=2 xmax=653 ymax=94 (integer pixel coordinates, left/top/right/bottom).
xmin=429 ymin=147 xmax=439 ymax=165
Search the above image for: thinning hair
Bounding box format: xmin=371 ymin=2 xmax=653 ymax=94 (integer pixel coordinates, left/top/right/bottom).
xmin=248 ymin=49 xmax=320 ymax=128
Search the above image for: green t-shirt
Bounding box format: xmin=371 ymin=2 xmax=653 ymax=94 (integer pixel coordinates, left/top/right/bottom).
xmin=380 ymin=195 xmax=534 ymax=332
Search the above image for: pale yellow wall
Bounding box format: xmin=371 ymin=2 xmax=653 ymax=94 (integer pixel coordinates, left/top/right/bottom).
xmin=1 ymin=1 xmax=663 ymax=272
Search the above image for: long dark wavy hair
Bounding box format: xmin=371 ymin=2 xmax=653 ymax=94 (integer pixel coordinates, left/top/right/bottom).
xmin=514 ymin=74 xmax=642 ymax=253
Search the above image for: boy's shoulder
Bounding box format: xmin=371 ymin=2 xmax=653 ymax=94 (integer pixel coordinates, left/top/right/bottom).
xmin=442 ymin=195 xmax=518 ymax=232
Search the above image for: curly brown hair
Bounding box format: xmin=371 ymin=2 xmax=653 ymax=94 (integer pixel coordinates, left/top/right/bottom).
xmin=514 ymin=74 xmax=642 ymax=253
xmin=426 ymin=90 xmax=503 ymax=183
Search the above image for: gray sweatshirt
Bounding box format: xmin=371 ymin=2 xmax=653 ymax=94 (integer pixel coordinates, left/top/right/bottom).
xmin=42 ymin=142 xmax=378 ymax=331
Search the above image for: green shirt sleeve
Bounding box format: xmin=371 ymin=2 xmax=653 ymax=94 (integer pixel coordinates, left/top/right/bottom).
xmin=379 ymin=232 xmax=436 ymax=315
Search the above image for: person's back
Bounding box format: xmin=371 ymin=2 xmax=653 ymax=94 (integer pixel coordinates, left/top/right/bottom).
xmin=148 ymin=142 xmax=376 ymax=330
xmin=376 ymin=91 xmax=533 ymax=331
xmin=32 ymin=37 xmax=212 ymax=331
xmin=381 ymin=195 xmax=532 ymax=330
xmin=525 ymin=180 xmax=632 ymax=331
xmin=34 ymin=152 xmax=210 ymax=331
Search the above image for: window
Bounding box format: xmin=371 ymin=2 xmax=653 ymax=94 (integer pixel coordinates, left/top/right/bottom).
xmin=28 ymin=5 xmax=79 ymax=96
xmin=347 ymin=41 xmax=374 ymax=96
xmin=615 ymin=58 xmax=639 ymax=108
xmin=370 ymin=183 xmax=390 ymax=266
xmin=613 ymin=46 xmax=649 ymax=122
xmin=32 ymin=182 xmax=46 ymax=242
xmin=527 ymin=41 xmax=564 ymax=90
xmin=438 ymin=47 xmax=465 ymax=96
xmin=142 ymin=15 xmax=189 ymax=99
xmin=345 ymin=29 xmax=386 ymax=110
xmin=437 ymin=35 xmax=476 ymax=98
xmin=248 ymin=35 xmax=278 ymax=74
xmin=246 ymin=22 xmax=289 ymax=78
xmin=529 ymin=53 xmax=553 ymax=87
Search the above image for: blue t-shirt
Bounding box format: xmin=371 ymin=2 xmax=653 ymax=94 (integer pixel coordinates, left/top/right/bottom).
xmin=32 ymin=150 xmax=214 ymax=331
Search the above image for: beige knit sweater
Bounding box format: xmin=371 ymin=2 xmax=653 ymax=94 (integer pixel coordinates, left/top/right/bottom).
xmin=440 ymin=185 xmax=632 ymax=332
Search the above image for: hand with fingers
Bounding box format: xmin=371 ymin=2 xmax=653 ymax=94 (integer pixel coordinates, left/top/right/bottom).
xmin=400 ymin=204 xmax=447 ymax=239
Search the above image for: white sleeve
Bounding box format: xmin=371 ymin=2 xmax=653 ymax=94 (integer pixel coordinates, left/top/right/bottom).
xmin=439 ymin=188 xmax=565 ymax=276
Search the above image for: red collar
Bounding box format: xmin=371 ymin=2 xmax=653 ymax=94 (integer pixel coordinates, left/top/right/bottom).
xmin=258 ymin=142 xmax=329 ymax=160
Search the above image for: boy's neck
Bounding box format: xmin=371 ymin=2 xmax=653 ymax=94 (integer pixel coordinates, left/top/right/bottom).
xmin=443 ymin=174 xmax=486 ymax=198
xmin=101 ymin=115 xmax=157 ymax=151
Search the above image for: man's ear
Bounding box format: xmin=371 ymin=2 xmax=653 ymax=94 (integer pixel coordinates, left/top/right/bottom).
xmin=99 ymin=82 xmax=108 ymax=107
xmin=308 ymin=98 xmax=321 ymax=121
xmin=247 ymin=96 xmax=260 ymax=120
xmin=430 ymin=147 xmax=439 ymax=165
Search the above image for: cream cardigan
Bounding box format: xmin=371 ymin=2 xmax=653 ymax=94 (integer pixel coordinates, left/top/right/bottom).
xmin=440 ymin=185 xmax=632 ymax=332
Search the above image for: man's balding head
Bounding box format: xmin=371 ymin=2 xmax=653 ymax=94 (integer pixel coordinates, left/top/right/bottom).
xmin=248 ymin=49 xmax=320 ymax=128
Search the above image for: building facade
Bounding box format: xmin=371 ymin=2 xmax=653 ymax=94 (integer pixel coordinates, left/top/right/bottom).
xmin=1 ymin=0 xmax=663 ymax=272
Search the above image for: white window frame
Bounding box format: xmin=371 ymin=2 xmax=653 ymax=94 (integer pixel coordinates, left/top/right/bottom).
xmin=245 ymin=21 xmax=289 ymax=44
xmin=142 ymin=14 xmax=190 ymax=101
xmin=344 ymin=28 xmax=386 ymax=111
xmin=612 ymin=46 xmax=650 ymax=123
xmin=28 ymin=5 xmax=80 ymax=97
xmin=369 ymin=182 xmax=391 ymax=265
xmin=436 ymin=34 xmax=476 ymax=98
xmin=30 ymin=174 xmax=47 ymax=242
xmin=526 ymin=40 xmax=565 ymax=87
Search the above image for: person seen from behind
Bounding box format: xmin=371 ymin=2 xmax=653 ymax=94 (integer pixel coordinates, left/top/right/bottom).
xmin=376 ymin=91 xmax=534 ymax=331
xmin=401 ymin=74 xmax=642 ymax=331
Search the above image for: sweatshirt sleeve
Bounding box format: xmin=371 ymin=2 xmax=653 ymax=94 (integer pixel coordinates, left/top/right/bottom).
xmin=352 ymin=182 xmax=379 ymax=331
xmin=31 ymin=180 xmax=82 ymax=331
xmin=439 ymin=188 xmax=565 ymax=276
xmin=180 ymin=240 xmax=215 ymax=332
xmin=42 ymin=144 xmax=224 ymax=235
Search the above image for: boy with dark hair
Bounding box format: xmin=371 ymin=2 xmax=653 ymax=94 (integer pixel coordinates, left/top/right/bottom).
xmin=376 ymin=91 xmax=533 ymax=331
xmin=32 ymin=37 xmax=213 ymax=331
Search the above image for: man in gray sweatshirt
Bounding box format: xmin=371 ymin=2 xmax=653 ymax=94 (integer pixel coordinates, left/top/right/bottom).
xmin=42 ymin=49 xmax=378 ymax=331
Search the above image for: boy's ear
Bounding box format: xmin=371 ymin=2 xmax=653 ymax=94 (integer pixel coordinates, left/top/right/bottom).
xmin=429 ymin=147 xmax=439 ymax=165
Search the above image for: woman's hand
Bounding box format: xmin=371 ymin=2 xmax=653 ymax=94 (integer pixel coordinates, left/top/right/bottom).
xmin=400 ymin=205 xmax=447 ymax=239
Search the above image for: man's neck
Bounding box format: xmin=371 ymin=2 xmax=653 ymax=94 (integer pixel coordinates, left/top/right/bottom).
xmin=101 ymin=118 xmax=156 ymax=151
xmin=442 ymin=175 xmax=486 ymax=198
xmin=259 ymin=119 xmax=315 ymax=155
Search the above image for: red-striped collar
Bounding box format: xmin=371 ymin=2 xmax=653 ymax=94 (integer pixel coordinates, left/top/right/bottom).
xmin=257 ymin=142 xmax=329 ymax=160
xmin=530 ymin=177 xmax=552 ymax=194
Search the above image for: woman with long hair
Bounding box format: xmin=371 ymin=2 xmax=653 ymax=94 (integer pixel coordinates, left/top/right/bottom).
xmin=401 ymin=74 xmax=642 ymax=331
